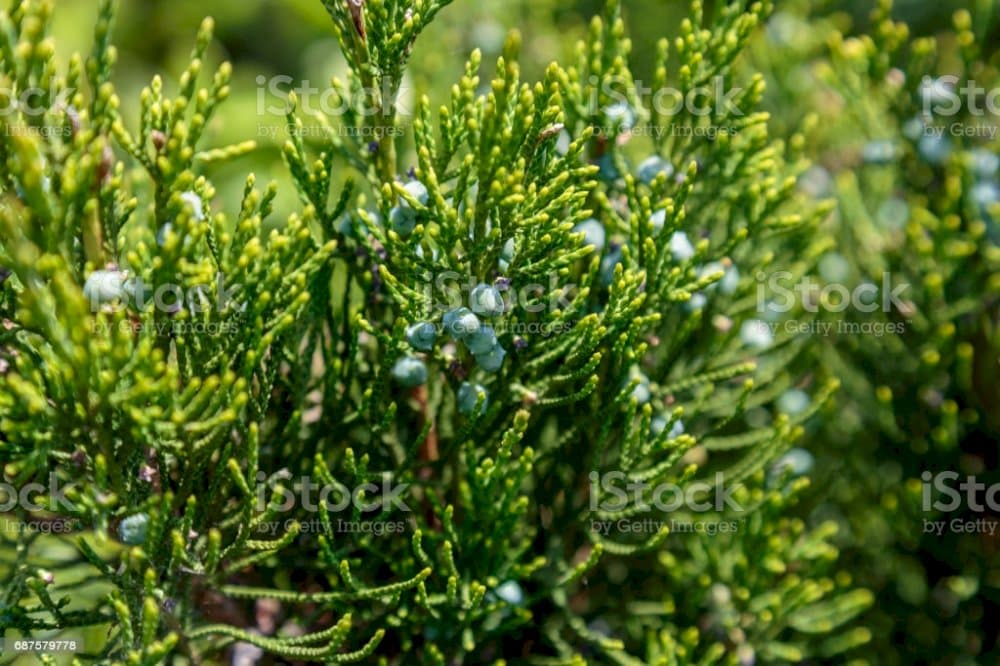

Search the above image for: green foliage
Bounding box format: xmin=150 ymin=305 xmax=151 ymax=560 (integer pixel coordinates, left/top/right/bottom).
xmin=747 ymin=0 xmax=1000 ymax=662
xmin=0 ymin=0 xmax=995 ymax=664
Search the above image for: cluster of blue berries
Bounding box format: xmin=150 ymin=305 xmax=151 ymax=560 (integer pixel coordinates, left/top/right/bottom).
xmin=392 ymin=283 xmax=508 ymax=412
xmin=861 ymin=75 xmax=999 ymax=239
xmin=594 ymin=221 xmax=696 ymax=285
xmin=862 ymin=78 xmax=962 ymax=168
xmin=579 ymin=150 xmax=712 ymax=286
xmin=593 ymin=102 xmax=681 ymax=187
xmin=594 ymin=120 xmax=678 ymax=189
xmin=582 ymin=153 xmax=744 ymax=310
xmin=443 ymin=284 xmax=507 ymax=372
xmin=624 ymin=368 xmax=687 ymax=438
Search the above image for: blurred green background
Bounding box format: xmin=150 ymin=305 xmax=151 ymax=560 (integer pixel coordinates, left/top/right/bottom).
xmin=47 ymin=0 xmax=994 ymax=225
